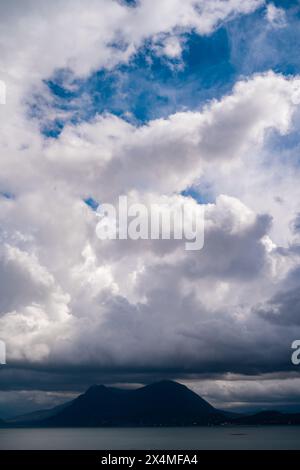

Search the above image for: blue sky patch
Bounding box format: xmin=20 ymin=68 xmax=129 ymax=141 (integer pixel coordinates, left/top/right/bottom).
xmin=181 ymin=187 xmax=214 ymax=205
xmin=0 ymin=191 xmax=14 ymax=200
xmin=31 ymin=1 xmax=300 ymax=139
xmin=84 ymin=197 xmax=99 ymax=211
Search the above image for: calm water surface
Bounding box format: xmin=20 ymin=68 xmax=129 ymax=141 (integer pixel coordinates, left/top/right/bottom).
xmin=1 ymin=426 xmax=300 ymax=450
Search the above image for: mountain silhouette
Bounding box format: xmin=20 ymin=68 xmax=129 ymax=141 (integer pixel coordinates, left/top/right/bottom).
xmin=5 ymin=381 xmax=300 ymax=427
xmin=7 ymin=402 xmax=72 ymax=426
xmin=42 ymin=380 xmax=225 ymax=427
xmin=10 ymin=380 xmax=225 ymax=427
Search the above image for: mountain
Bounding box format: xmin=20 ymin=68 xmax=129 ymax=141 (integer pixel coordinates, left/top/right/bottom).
xmin=8 ymin=381 xmax=300 ymax=428
xmin=7 ymin=401 xmax=73 ymax=426
xmin=15 ymin=381 xmax=226 ymax=427
xmin=233 ymin=410 xmax=300 ymax=425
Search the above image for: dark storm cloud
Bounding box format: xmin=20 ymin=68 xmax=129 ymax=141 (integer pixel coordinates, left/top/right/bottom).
xmin=256 ymin=286 xmax=300 ymax=326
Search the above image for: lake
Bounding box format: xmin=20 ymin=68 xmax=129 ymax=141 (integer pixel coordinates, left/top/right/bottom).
xmin=0 ymin=426 xmax=300 ymax=450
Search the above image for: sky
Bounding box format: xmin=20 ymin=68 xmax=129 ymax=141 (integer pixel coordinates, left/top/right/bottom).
xmin=1 ymin=0 xmax=300 ymax=418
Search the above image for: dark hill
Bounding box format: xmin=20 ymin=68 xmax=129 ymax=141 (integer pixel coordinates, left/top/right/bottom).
xmin=40 ymin=380 xmax=225 ymax=427
xmin=7 ymin=401 xmax=73 ymax=425
xmin=233 ymin=410 xmax=300 ymax=425
xmin=6 ymin=381 xmax=300 ymax=427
